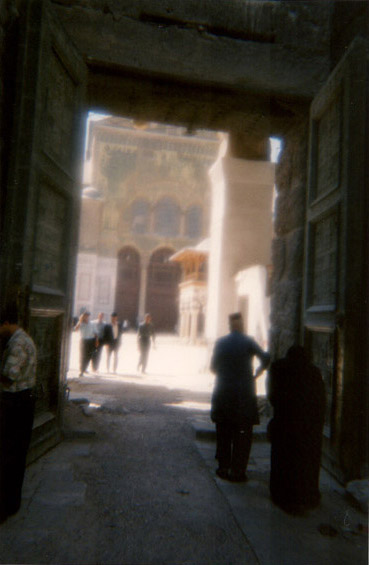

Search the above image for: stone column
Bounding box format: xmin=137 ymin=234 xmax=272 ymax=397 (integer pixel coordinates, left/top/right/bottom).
xmin=138 ymin=256 xmax=149 ymax=321
xmin=270 ymin=122 xmax=308 ymax=359
xmin=190 ymin=308 xmax=199 ymax=343
xmin=206 ymin=140 xmax=275 ymax=341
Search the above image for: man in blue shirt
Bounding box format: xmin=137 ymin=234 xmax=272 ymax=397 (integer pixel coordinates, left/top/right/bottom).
xmin=211 ymin=312 xmax=270 ymax=482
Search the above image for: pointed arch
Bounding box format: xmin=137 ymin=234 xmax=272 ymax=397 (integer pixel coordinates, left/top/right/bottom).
xmin=145 ymin=247 xmax=181 ymax=331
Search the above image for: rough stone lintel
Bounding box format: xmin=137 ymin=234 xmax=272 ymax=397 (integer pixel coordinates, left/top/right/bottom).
xmin=51 ymin=1 xmax=331 ymax=100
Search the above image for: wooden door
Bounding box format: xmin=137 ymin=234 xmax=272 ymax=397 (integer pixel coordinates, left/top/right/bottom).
xmin=303 ymin=39 xmax=368 ymax=481
xmin=146 ymin=248 xmax=181 ymax=332
xmin=1 ymin=0 xmax=86 ymax=459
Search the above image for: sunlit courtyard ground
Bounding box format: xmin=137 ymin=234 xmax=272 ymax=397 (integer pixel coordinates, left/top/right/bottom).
xmin=67 ymin=331 xmax=267 ymax=398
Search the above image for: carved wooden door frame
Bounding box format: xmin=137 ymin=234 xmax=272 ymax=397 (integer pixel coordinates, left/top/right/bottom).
xmin=303 ymin=39 xmax=368 ymax=481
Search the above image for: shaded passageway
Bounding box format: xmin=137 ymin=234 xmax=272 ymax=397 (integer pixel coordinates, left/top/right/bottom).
xmin=0 ymin=337 xmax=367 ymax=564
xmin=0 ymin=371 xmax=257 ymax=564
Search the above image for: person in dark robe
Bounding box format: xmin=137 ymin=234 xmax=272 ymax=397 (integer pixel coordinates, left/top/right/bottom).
xmin=267 ymin=345 xmax=326 ymax=514
xmin=210 ymin=312 xmax=270 ymax=482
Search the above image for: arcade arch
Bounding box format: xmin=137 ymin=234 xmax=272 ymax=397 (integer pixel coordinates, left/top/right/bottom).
xmin=145 ymin=247 xmax=181 ymax=332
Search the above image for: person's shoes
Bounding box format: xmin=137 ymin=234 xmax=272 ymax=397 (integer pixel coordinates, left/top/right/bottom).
xmin=79 ymin=372 xmax=83 ymax=377
xmin=229 ymin=472 xmax=248 ymax=483
xmin=216 ymin=467 xmax=229 ymax=480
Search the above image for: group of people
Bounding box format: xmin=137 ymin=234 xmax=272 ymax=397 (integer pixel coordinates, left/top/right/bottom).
xmin=74 ymin=311 xmax=155 ymax=376
xmin=210 ymin=312 xmax=326 ymax=515
xmin=0 ymin=304 xmax=326 ymax=525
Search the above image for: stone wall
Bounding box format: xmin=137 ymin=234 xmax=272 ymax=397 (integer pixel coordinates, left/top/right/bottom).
xmin=0 ymin=0 xmax=20 ymax=241
xmin=270 ymin=118 xmax=309 ymax=359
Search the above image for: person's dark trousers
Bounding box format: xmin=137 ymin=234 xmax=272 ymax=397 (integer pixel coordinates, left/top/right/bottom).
xmin=80 ymin=338 xmax=95 ymax=373
xmin=216 ymin=422 xmax=253 ymax=476
xmin=92 ymin=342 xmax=104 ymax=371
xmin=0 ymin=389 xmax=35 ymax=521
xmin=138 ymin=342 xmax=150 ymax=372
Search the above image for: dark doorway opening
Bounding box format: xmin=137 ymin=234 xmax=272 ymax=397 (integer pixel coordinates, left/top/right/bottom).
xmin=145 ymin=248 xmax=181 ymax=332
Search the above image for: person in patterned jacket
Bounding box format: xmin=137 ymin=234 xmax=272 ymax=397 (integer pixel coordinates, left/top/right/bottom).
xmin=0 ymin=304 xmax=37 ymax=523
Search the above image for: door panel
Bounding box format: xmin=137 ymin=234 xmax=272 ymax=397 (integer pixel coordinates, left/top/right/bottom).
xmin=2 ymin=0 xmax=86 ymax=458
xmin=303 ymin=39 xmax=368 ymax=480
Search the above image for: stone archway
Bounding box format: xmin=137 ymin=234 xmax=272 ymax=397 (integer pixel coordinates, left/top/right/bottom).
xmin=145 ymin=248 xmax=181 ymax=332
xmin=115 ymin=246 xmax=141 ymax=327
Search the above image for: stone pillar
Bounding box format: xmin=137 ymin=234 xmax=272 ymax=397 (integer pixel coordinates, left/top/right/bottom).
xmin=269 ymin=121 xmax=308 ymax=359
xmin=138 ymin=256 xmax=149 ymax=321
xmin=206 ymin=139 xmax=275 ymax=341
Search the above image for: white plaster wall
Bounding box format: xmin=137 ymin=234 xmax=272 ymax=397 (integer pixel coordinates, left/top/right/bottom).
xmin=206 ymin=154 xmax=274 ymax=341
xmin=206 ymin=152 xmax=227 ymax=341
xmin=235 ymin=265 xmax=270 ymax=349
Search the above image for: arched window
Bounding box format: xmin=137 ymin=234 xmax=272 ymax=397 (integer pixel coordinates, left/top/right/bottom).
xmin=154 ymin=197 xmax=180 ymax=237
xmin=131 ymin=199 xmax=150 ymax=234
xmin=185 ymin=206 xmax=203 ymax=238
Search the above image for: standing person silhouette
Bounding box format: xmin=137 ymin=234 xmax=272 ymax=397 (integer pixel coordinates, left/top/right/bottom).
xmin=137 ymin=313 xmax=155 ymax=374
xmin=210 ymin=312 xmax=270 ymax=482
xmin=0 ymin=304 xmax=36 ymax=523
xmin=267 ymin=345 xmax=325 ymax=514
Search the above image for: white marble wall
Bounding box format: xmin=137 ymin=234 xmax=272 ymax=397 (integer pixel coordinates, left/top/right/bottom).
xmin=235 ymin=265 xmax=270 ymax=349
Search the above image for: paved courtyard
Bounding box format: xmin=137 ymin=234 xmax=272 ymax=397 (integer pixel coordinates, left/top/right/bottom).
xmin=67 ymin=330 xmax=268 ymax=397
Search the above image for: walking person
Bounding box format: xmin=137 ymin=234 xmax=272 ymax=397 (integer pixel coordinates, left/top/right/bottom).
xmin=74 ymin=311 xmax=97 ymax=377
xmin=104 ymin=312 xmax=124 ymax=373
xmin=91 ymin=312 xmax=106 ymax=372
xmin=0 ymin=304 xmax=37 ymax=523
xmin=137 ymin=313 xmax=155 ymax=374
xmin=267 ymin=345 xmax=325 ymax=514
xmin=210 ymin=312 xmax=270 ymax=482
